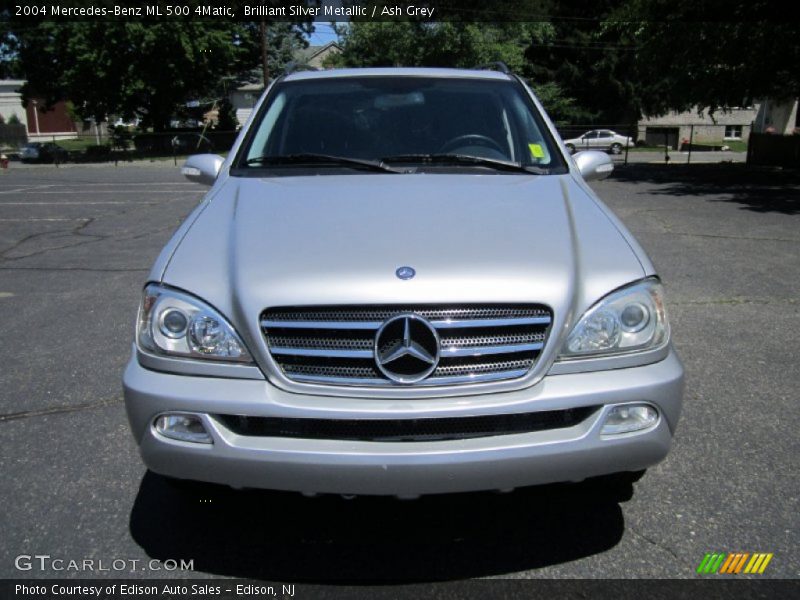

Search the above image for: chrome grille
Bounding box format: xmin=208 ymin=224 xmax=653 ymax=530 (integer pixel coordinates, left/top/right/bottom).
xmin=261 ymin=304 xmax=552 ymax=387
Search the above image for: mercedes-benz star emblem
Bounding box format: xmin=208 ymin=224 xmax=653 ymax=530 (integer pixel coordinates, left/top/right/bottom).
xmin=395 ymin=266 xmax=416 ymax=280
xmin=374 ymin=314 xmax=440 ymax=384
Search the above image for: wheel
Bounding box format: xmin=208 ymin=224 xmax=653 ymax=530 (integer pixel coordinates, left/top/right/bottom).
xmin=566 ymin=143 xmax=576 ymax=154
xmin=437 ymin=134 xmax=504 ymax=155
xmin=610 ymin=143 xmax=623 ymax=155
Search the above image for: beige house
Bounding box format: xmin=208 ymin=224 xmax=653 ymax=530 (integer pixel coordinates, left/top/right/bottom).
xmin=638 ymin=99 xmax=799 ymax=149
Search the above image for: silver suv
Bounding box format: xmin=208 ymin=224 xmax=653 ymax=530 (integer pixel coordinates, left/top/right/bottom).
xmin=123 ymin=67 xmax=684 ymax=497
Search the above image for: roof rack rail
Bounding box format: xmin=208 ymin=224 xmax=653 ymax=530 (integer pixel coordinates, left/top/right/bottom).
xmin=284 ymin=63 xmax=319 ymax=75
xmin=472 ymin=61 xmax=511 ymax=74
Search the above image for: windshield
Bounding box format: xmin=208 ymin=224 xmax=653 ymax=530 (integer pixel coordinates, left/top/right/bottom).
xmin=235 ymin=76 xmax=566 ymax=174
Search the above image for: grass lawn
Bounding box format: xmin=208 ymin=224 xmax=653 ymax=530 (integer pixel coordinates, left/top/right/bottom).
xmin=55 ymin=138 xmax=104 ymax=151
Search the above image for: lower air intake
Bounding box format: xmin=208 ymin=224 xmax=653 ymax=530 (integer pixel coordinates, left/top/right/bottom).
xmin=216 ymin=407 xmax=597 ymax=442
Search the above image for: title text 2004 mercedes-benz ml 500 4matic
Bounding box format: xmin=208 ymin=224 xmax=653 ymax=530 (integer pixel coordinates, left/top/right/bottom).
xmin=123 ymin=66 xmax=684 ymax=497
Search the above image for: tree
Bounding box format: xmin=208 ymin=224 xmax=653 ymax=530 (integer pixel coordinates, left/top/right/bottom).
xmin=215 ymin=97 xmax=238 ymax=131
xmin=234 ymin=21 xmax=311 ymax=85
xmin=521 ymin=0 xmax=641 ymax=125
xmin=328 ymin=21 xmax=578 ymax=120
xmin=13 ymin=21 xmax=247 ymax=130
xmin=609 ymin=0 xmax=800 ymax=116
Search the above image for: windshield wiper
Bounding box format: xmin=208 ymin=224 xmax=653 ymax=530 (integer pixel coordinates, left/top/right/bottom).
xmin=245 ymin=153 xmax=403 ymax=173
xmin=381 ymin=154 xmax=548 ymax=174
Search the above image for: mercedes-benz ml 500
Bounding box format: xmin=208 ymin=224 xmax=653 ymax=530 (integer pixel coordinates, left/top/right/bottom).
xmin=123 ymin=67 xmax=684 ymax=497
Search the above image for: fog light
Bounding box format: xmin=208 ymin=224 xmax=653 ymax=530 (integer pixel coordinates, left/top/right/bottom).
xmin=601 ymin=404 xmax=658 ymax=435
xmin=154 ymin=414 xmax=212 ymax=444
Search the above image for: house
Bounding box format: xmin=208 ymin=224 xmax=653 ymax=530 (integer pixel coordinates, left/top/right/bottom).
xmin=230 ymin=82 xmax=266 ymax=129
xmin=230 ymin=42 xmax=343 ymax=127
xmin=0 ymin=79 xmax=82 ymax=142
xmin=25 ymin=99 xmax=80 ymax=140
xmin=293 ymin=41 xmax=343 ymax=70
xmin=0 ymin=80 xmax=29 ymax=131
xmin=638 ymin=99 xmax=799 ymax=149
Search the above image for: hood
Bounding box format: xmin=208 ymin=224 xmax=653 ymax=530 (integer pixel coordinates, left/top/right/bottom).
xmin=161 ymin=173 xmax=645 ymax=347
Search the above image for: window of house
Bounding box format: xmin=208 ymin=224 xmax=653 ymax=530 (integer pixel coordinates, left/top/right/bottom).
xmin=724 ymin=125 xmax=743 ymax=139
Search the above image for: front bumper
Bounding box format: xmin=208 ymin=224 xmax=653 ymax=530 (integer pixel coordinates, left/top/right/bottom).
xmin=123 ymin=349 xmax=684 ymax=496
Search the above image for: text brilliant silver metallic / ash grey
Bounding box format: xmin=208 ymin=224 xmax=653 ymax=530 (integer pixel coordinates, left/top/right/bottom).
xmin=123 ymin=67 xmax=684 ymax=496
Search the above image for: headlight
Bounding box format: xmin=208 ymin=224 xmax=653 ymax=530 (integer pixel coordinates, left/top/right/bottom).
xmin=559 ymin=278 xmax=669 ymax=359
xmin=137 ymin=284 xmax=252 ymax=362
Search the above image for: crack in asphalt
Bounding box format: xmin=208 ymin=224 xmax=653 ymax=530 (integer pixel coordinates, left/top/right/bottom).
xmin=661 ymin=231 xmax=800 ymax=243
xmin=627 ymin=524 xmax=679 ymax=561
xmin=0 ymin=217 xmax=105 ymax=260
xmin=0 ymin=209 xmax=188 ymax=262
xmin=672 ymin=297 xmax=797 ymax=306
xmin=0 ymin=397 xmax=122 ymax=423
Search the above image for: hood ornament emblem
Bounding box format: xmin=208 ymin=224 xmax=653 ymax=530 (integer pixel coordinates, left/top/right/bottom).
xmin=395 ymin=266 xmax=416 ymax=280
xmin=374 ymin=314 xmax=440 ymax=384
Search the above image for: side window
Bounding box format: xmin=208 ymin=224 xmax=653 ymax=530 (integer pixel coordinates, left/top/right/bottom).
xmin=584 ymin=131 xmax=598 ymax=139
xmin=598 ymin=131 xmax=613 ymax=139
xmin=246 ymin=93 xmax=287 ymax=159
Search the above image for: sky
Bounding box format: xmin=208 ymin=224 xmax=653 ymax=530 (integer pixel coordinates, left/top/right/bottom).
xmin=308 ymin=22 xmax=339 ymax=45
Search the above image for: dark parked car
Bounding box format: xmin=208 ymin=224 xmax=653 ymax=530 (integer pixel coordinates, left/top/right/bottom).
xmin=20 ymin=142 xmax=69 ymax=163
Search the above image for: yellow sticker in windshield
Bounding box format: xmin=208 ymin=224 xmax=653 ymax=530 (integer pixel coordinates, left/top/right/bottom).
xmin=528 ymin=143 xmax=545 ymax=159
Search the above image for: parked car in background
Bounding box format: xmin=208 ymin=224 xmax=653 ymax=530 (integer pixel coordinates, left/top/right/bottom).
xmin=562 ymin=130 xmax=633 ymax=154
xmin=20 ymin=142 xmax=69 ymax=163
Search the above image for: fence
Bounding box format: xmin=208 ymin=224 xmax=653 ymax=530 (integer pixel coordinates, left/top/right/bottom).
xmin=1 ymin=129 xmax=240 ymax=164
xmin=555 ymin=123 xmax=751 ymax=165
xmin=2 ymin=122 xmax=764 ymax=167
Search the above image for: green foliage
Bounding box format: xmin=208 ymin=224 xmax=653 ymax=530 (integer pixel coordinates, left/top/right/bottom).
xmin=14 ymin=21 xmax=247 ymax=130
xmin=7 ymin=113 xmax=20 ymax=125
xmin=215 ymin=97 xmax=238 ymax=131
xmin=329 ymin=22 xmax=544 ymax=72
xmin=235 ymin=21 xmax=310 ymax=82
xmin=110 ymin=125 xmax=132 ymax=150
xmin=523 ymin=0 xmax=640 ymax=124
xmin=609 ymin=0 xmax=800 ymax=116
xmin=527 ymin=81 xmax=580 ymax=124
xmin=11 ymin=15 xmax=309 ymax=131
xmin=330 ymin=21 xmax=578 ymax=119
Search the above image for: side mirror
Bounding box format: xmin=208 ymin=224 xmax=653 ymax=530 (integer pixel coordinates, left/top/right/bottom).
xmin=573 ymin=150 xmax=614 ymax=182
xmin=181 ymin=154 xmax=224 ymax=186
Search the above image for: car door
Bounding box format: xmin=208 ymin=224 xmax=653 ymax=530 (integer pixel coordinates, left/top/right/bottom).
xmin=597 ymin=130 xmax=614 ymax=150
xmin=581 ymin=131 xmax=598 ymax=149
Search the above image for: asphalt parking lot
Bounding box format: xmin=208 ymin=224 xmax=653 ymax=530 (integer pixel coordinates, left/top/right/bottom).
xmin=0 ymin=162 xmax=797 ymax=582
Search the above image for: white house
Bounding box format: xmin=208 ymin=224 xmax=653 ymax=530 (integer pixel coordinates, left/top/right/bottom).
xmin=638 ymin=99 xmax=799 ymax=149
xmin=0 ymin=80 xmax=29 ymax=130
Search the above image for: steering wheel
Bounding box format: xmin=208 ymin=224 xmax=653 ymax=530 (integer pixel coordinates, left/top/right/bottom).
xmin=437 ymin=134 xmax=505 ymax=155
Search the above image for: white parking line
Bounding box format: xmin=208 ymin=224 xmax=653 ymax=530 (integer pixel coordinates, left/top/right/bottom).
xmin=0 ymin=185 xmax=56 ymax=194
xmin=8 ymin=192 xmax=198 ymax=195
xmin=0 ymin=201 xmax=159 ymax=205
xmin=0 ymin=218 xmax=91 ymax=221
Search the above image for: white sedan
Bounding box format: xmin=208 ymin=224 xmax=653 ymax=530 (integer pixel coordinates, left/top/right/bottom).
xmin=562 ymin=130 xmax=633 ymax=154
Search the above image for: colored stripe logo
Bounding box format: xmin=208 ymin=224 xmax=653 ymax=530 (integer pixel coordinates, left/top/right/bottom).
xmin=697 ymin=552 xmax=773 ymax=574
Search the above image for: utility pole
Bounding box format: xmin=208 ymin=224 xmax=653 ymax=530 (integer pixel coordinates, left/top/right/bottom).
xmin=260 ymin=19 xmax=269 ymax=90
